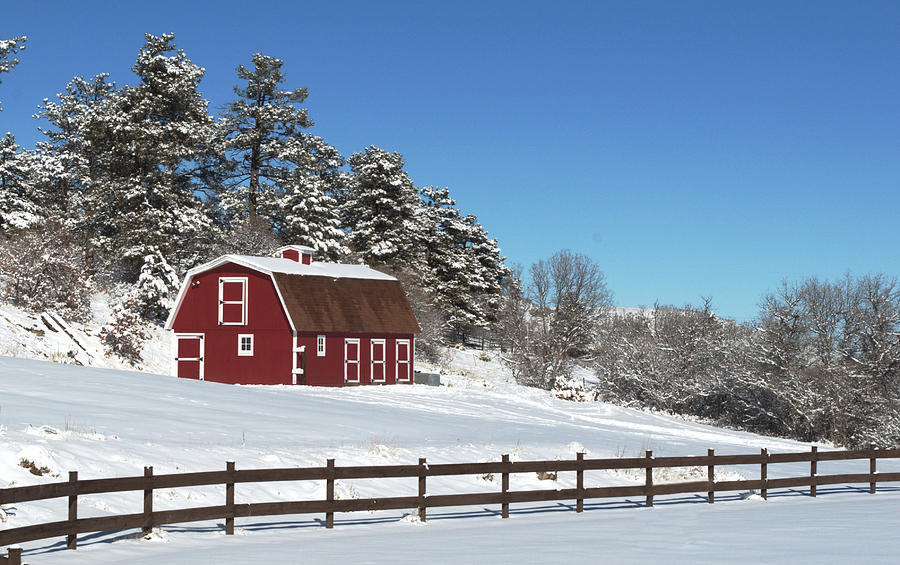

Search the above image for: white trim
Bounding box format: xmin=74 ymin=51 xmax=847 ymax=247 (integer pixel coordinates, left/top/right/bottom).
xmin=396 ymin=339 xmax=411 ymax=382
xmin=237 ymin=334 xmax=254 ymax=356
xmin=174 ymin=333 xmax=205 ymax=381
xmin=370 ymin=339 xmax=386 ymax=383
xmin=164 ymin=273 xmax=193 ymax=329
xmin=317 ymin=335 xmax=326 ymax=357
xmin=218 ymin=276 xmax=248 ymax=325
xmin=344 ymin=338 xmax=360 ymax=384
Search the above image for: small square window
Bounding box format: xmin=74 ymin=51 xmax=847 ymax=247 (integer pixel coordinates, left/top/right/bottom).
xmin=238 ymin=334 xmax=254 ymax=356
xmin=317 ymin=335 xmax=326 ymax=357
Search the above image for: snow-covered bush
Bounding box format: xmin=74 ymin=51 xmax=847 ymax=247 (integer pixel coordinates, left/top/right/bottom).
xmin=100 ymin=290 xmax=150 ymax=365
xmin=0 ymin=226 xmax=93 ymax=321
xmin=134 ymin=248 xmax=181 ymax=323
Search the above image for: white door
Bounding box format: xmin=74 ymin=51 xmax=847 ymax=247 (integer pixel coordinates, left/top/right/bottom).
xmin=371 ymin=339 xmax=386 ymax=383
xmin=175 ymin=334 xmax=204 ymax=380
xmin=396 ymin=339 xmax=410 ymax=382
xmin=344 ymin=338 xmax=360 ymax=384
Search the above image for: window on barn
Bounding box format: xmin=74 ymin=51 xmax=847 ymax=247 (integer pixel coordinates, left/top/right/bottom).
xmin=317 ymin=335 xmax=326 ymax=356
xmin=238 ymin=334 xmax=254 ymax=356
xmin=219 ymin=277 xmax=248 ymax=325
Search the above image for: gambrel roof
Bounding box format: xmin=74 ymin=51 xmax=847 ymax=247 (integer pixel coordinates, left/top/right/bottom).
xmin=165 ymin=255 xmax=420 ymax=334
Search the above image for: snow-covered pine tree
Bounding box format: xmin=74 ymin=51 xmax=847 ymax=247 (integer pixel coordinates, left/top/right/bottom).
xmin=343 ymin=146 xmax=425 ymax=270
xmin=0 ymin=133 xmax=41 ymax=231
xmin=220 ymin=53 xmax=313 ymax=227
xmin=276 ymin=172 xmax=349 ymax=260
xmin=108 ymin=33 xmax=219 ymax=276
xmin=0 ymin=36 xmax=26 ymax=111
xmin=31 ymin=73 xmax=119 ymax=268
xmin=419 ymin=186 xmax=509 ymax=332
xmin=461 ymin=214 xmax=509 ymax=325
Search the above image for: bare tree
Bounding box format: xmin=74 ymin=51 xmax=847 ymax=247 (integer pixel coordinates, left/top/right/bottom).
xmin=501 ymin=250 xmax=613 ymax=390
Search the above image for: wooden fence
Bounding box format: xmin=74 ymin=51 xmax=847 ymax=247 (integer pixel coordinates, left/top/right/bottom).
xmin=2 ymin=445 xmax=899 ymax=564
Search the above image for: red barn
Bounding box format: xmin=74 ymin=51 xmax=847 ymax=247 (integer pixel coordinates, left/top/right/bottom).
xmin=164 ymin=245 xmax=420 ymax=386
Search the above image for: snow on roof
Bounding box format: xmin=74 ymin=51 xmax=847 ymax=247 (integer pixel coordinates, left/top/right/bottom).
xmin=188 ymin=254 xmax=397 ymax=281
xmin=275 ymin=244 xmax=315 ymax=254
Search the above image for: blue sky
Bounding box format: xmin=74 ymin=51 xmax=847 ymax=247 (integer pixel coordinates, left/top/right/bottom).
xmin=2 ymin=1 xmax=898 ymax=322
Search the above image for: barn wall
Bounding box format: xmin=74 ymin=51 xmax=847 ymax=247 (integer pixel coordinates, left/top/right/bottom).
xmin=171 ymin=263 xmax=294 ymax=385
xmin=298 ymin=333 xmax=415 ymax=387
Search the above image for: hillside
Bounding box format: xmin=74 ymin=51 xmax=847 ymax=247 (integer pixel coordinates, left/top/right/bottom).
xmin=0 ymin=299 xmax=171 ymax=375
xmin=2 ymin=352 xmax=899 ymax=563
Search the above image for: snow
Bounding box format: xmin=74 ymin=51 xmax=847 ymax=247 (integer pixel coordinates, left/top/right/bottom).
xmin=187 ymin=254 xmax=397 ymax=281
xmin=1 ymin=348 xmax=898 ymax=563
xmin=0 ymin=299 xmax=171 ymax=375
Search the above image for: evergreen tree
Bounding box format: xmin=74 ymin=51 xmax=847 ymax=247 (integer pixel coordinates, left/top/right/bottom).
xmin=0 ymin=36 xmax=26 ymax=111
xmin=220 ymin=53 xmax=313 ymax=226
xmin=420 ymin=186 xmax=508 ymax=330
xmin=272 ymin=135 xmax=348 ymax=259
xmin=0 ymin=133 xmax=40 ymax=231
xmin=343 ymin=146 xmax=425 ymax=269
xmin=31 ymin=74 xmax=119 ymax=268
xmin=109 ymin=33 xmax=219 ymax=274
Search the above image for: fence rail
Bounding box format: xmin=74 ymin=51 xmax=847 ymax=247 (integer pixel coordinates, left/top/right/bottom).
xmin=2 ymin=445 xmax=898 ymax=564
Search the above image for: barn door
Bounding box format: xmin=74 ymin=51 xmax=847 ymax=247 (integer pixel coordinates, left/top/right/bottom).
xmin=396 ymin=339 xmax=410 ymax=382
xmin=175 ymin=334 xmax=204 ymax=380
xmin=344 ymin=338 xmax=360 ymax=384
xmin=371 ymin=339 xmax=386 ymax=383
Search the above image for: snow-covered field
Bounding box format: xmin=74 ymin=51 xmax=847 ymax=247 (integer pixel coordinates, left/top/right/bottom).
xmin=1 ymin=349 xmax=899 ymax=563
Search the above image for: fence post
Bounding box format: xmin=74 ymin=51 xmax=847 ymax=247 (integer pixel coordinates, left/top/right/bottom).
xmin=810 ymin=446 xmax=818 ymax=497
xmin=225 ymin=461 xmax=235 ymax=535
xmin=707 ymin=449 xmax=715 ymax=504
xmin=326 ymin=459 xmax=335 ymax=529
xmin=67 ymin=471 xmax=78 ymax=550
xmin=869 ymin=443 xmax=877 ymax=494
xmin=6 ymin=547 xmax=21 ymax=565
xmin=501 ymin=454 xmax=510 ymax=519
xmin=760 ymin=448 xmax=768 ymax=500
xmin=418 ymin=457 xmax=427 ymax=522
xmin=576 ymin=452 xmax=584 ymax=513
xmin=143 ymin=466 xmax=154 ymax=537
xmin=645 ymin=450 xmax=653 ymax=507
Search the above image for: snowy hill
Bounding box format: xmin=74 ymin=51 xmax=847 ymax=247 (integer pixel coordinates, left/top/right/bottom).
xmin=2 ymin=352 xmax=900 ymax=563
xmin=0 ymin=299 xmax=171 ymax=374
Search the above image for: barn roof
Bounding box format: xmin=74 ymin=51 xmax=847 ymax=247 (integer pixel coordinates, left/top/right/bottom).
xmin=166 ymin=254 xmax=420 ymax=334
xmin=272 ymin=273 xmax=421 ymax=334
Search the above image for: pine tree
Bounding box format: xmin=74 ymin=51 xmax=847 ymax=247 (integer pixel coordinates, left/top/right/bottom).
xmin=0 ymin=133 xmax=41 ymax=231
xmin=0 ymin=36 xmax=26 ymax=111
xmin=109 ymin=33 xmax=219 ymax=274
xmin=272 ymin=135 xmax=348 ymax=259
xmin=343 ymin=146 xmax=425 ymax=269
xmin=419 ymin=186 xmax=509 ymax=331
xmin=220 ymin=53 xmax=313 ymax=226
xmin=31 ymin=73 xmax=119 ymax=268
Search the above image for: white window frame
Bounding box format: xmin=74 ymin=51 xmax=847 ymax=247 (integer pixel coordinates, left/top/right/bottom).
xmin=317 ymin=335 xmax=326 ymax=357
xmin=218 ymin=276 xmax=248 ymax=326
xmin=174 ymin=333 xmax=205 ymax=381
xmin=237 ymin=334 xmax=254 ymax=357
xmin=344 ymin=338 xmax=360 ymax=384
xmin=396 ymin=339 xmax=411 ymax=382
xmin=370 ymin=339 xmax=386 ymax=383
